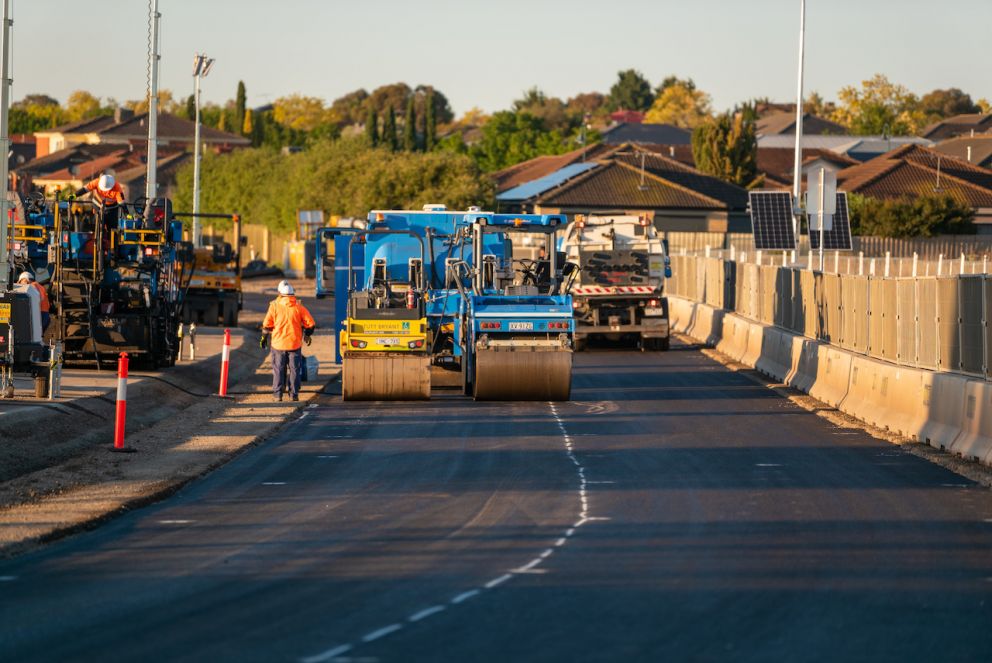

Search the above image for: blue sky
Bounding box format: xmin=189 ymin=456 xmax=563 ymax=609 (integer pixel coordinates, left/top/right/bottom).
xmin=11 ymin=0 xmax=991 ymax=116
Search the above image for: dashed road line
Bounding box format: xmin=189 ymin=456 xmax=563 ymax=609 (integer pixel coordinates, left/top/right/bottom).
xmin=298 ymin=401 xmax=599 ymax=662
xmin=408 ymin=606 xmax=446 ymax=622
xmin=262 ymin=482 xmax=287 ymax=486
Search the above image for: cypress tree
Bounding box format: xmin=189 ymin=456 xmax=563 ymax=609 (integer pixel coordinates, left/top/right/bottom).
xmin=185 ymin=94 xmax=196 ymax=120
xmin=365 ymin=107 xmax=378 ymax=146
xmin=218 ymin=110 xmax=228 ymax=132
xmin=382 ymin=106 xmax=397 ymax=151
xmin=424 ymin=88 xmax=436 ymax=151
xmin=403 ymin=96 xmax=416 ymax=151
xmin=242 ymin=108 xmax=253 ymax=136
xmin=235 ymin=81 xmax=247 ymax=134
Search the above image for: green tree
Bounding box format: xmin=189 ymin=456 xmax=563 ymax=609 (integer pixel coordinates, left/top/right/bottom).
xmin=184 ymin=94 xmax=196 ymax=120
xmin=366 ymin=107 xmax=379 ymax=146
xmin=382 ymin=106 xmax=398 ymax=151
xmin=424 ymin=88 xmax=436 ymax=151
xmin=656 ymin=75 xmax=696 ymax=96
xmin=368 ymin=82 xmax=412 ymax=115
xmin=272 ymin=94 xmax=336 ymax=131
xmin=832 ymin=74 xmax=925 ymax=136
xmin=403 ymin=96 xmax=416 ymax=151
xmin=469 ymin=111 xmax=572 ymax=172
xmin=330 ymin=88 xmax=370 ymax=126
xmin=848 ymin=193 xmax=975 ymax=237
xmin=919 ymin=88 xmax=979 ymax=123
xmin=65 ymin=90 xmax=108 ymax=122
xmin=235 ymin=81 xmax=247 ymax=134
xmin=691 ymin=107 xmax=761 ymax=188
xmin=607 ymin=69 xmax=653 ymax=112
xmin=644 ymin=83 xmax=712 ymax=128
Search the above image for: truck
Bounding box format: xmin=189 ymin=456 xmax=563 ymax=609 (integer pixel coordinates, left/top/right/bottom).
xmin=559 ymin=213 xmax=672 ymax=351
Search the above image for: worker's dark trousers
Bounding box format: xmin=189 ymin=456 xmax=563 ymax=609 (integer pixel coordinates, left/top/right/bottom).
xmin=271 ymin=348 xmax=302 ymax=397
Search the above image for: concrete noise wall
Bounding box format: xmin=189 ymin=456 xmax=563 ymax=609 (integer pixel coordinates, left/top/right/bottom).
xmin=669 ymin=296 xmax=992 ymax=467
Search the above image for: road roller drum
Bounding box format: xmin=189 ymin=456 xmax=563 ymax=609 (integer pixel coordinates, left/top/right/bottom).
xmin=343 ymin=353 xmax=430 ymax=400
xmin=472 ymin=346 xmax=572 ymax=401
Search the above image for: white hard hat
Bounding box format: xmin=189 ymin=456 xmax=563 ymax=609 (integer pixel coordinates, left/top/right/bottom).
xmin=17 ymin=271 xmax=34 ymax=282
xmin=98 ymin=174 xmax=115 ymax=192
xmin=277 ymin=280 xmax=295 ymax=296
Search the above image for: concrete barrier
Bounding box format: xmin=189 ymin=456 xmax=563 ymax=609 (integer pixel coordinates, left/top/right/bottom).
xmin=686 ymin=304 xmax=724 ymax=346
xmin=807 ymin=345 xmax=852 ymax=408
xmin=839 ymin=358 xmax=928 ymax=438
xmin=788 ymin=338 xmax=821 ymax=393
xmin=715 ymin=315 xmax=749 ymax=363
xmin=754 ymin=326 xmax=795 ymax=382
xmin=741 ymin=319 xmax=763 ymax=367
xmin=669 ymin=297 xmax=694 ymax=334
xmin=916 ymin=372 xmax=969 ymax=450
xmin=949 ymin=381 xmax=992 ymax=463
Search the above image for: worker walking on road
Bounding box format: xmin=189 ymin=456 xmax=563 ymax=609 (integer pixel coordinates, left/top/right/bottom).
xmin=18 ymin=272 xmax=50 ymax=333
xmin=261 ymin=280 xmax=316 ymax=401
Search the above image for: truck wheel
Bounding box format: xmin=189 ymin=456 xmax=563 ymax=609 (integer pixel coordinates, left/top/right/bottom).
xmin=223 ymin=304 xmax=238 ymax=327
xmin=204 ymin=302 xmax=219 ymax=326
xmin=659 ymin=337 xmax=670 ymax=351
xmin=574 ymin=336 xmax=587 ymax=352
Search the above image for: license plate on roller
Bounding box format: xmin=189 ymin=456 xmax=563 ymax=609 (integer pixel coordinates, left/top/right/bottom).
xmin=375 ymin=338 xmax=401 ymax=346
xmin=509 ymin=322 xmax=533 ymax=331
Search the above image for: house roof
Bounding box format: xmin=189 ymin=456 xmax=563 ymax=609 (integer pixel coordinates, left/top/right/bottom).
xmin=35 ymin=115 xmax=118 ymax=136
xmin=757 ymin=134 xmax=934 ymax=161
xmin=601 ymin=122 xmax=692 ymax=145
xmin=922 ymin=113 xmax=992 ymax=141
xmin=15 ymin=143 xmax=126 ymax=176
xmin=756 ymin=148 xmax=859 ymax=187
xmin=934 ymin=134 xmax=992 ymax=168
xmin=612 ymin=150 xmax=749 ymax=210
xmin=756 ymin=111 xmax=846 ymax=136
xmin=34 ymin=150 xmax=136 ymax=183
xmin=98 ymin=112 xmax=250 ymax=145
xmin=497 ymin=162 xmax=599 ymax=202
xmin=492 ymin=143 xmax=617 ymax=193
xmin=837 ymin=144 xmax=992 ymax=207
xmin=115 ymin=152 xmax=192 ymax=192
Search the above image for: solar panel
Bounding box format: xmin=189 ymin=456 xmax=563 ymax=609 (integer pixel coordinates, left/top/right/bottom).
xmin=748 ymin=191 xmax=797 ymax=250
xmin=809 ymin=192 xmax=853 ymax=251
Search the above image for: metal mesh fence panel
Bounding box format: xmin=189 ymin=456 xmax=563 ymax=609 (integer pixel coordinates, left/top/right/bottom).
xmin=819 ymin=273 xmax=842 ymax=344
xmin=723 ymin=260 xmax=737 ymax=311
xmin=853 ymin=276 xmax=870 ymax=354
xmin=937 ymin=277 xmax=960 ymax=372
xmin=799 ymin=270 xmax=817 ymax=338
xmin=959 ymin=276 xmax=984 ymax=376
xmin=896 ymin=279 xmax=917 ymax=366
xmin=774 ymin=268 xmax=790 ymax=328
xmin=917 ymin=278 xmax=938 ymax=370
xmin=760 ymin=266 xmax=776 ymax=325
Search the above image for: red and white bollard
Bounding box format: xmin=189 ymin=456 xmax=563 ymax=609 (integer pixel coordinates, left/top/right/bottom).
xmin=218 ymin=328 xmax=231 ymax=397
xmin=113 ymin=352 xmax=129 ymax=451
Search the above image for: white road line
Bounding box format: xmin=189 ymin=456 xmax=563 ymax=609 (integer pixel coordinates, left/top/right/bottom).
xmin=513 ymin=557 xmax=543 ymax=573
xmin=158 ymin=519 xmax=194 ymax=524
xmin=317 ymin=455 xmax=339 ymax=459
xmin=409 ymin=605 xmax=446 ymax=622
xmin=451 ymin=590 xmax=480 ymax=604
xmin=300 ymin=643 xmax=352 ymax=663
xmin=587 ymin=480 xmax=614 ymax=484
xmin=755 ymin=463 xmax=783 ymax=468
xmin=362 ymin=624 xmax=403 ymax=642
xmin=484 ymin=574 xmax=513 ymax=589
xmin=262 ymin=482 xmax=287 ymax=486
xmin=565 ymin=528 xmax=575 ymax=537
xmin=941 ymin=483 xmax=971 ymax=488
xmin=539 ymin=548 xmax=553 ymax=558
xmin=0 ymin=575 xmax=16 ymax=581
xmin=555 ymin=537 xmax=567 ymax=546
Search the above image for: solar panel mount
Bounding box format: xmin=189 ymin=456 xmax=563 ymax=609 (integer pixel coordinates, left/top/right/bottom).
xmin=809 ymin=192 xmax=853 ymax=251
xmin=748 ymin=191 xmax=797 ymax=251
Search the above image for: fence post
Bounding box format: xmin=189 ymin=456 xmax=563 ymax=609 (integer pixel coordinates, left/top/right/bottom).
xmin=884 ymin=251 xmax=891 ymax=278
xmin=938 ymin=254 xmax=944 ymax=276
xmin=984 ymin=255 xmax=988 ymax=274
xmin=834 ymin=250 xmax=839 ymax=274
xmin=961 ymin=253 xmax=966 ymax=275
xmin=756 ymin=250 xmax=762 ymax=266
xmin=807 ymin=249 xmax=813 ymax=271
xmin=912 ymin=252 xmax=918 ymax=277
xmin=858 ymin=251 xmax=864 ymax=276
xmin=869 ymin=258 xmax=876 ymax=277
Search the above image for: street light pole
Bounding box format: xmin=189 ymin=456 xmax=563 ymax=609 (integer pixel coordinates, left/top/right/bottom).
xmin=144 ymin=0 xmax=161 ymax=205
xmin=792 ymin=0 xmax=806 ymax=236
xmin=191 ymin=54 xmax=214 ymax=248
xmin=0 ymin=0 xmax=11 ymax=292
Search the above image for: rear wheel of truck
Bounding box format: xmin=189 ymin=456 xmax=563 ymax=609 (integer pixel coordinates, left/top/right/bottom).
xmin=223 ymin=302 xmax=238 ymax=327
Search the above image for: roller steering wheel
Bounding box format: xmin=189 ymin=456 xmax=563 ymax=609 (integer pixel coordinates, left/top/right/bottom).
xmin=515 ymin=258 xmax=538 ymax=285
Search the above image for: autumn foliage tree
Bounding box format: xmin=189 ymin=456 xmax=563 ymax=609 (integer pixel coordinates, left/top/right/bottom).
xmin=691 ymin=107 xmax=761 ymax=188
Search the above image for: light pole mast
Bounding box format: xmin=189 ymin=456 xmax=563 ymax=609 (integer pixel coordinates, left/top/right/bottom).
xmin=0 ymin=0 xmax=11 ymax=291
xmin=144 ymin=0 xmax=161 ymax=204
xmin=792 ymin=0 xmax=806 ymax=233
xmin=191 ymin=54 xmax=214 ymax=248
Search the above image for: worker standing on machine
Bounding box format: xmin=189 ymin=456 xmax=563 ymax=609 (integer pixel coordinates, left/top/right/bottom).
xmin=79 ymin=174 xmax=125 ymax=232
xmin=17 ymin=272 xmax=50 ymax=333
xmin=260 ymin=280 xmax=316 ymax=401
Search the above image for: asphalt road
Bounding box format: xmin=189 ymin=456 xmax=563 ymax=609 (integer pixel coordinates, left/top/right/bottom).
xmin=2 ymin=342 xmax=992 ymax=662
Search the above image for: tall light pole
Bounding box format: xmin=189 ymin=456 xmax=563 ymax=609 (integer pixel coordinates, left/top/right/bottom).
xmin=0 ymin=0 xmax=11 ymax=291
xmin=792 ymin=0 xmax=806 ymax=235
xmin=191 ymin=54 xmax=215 ymax=248
xmin=145 ymin=0 xmax=161 ymax=206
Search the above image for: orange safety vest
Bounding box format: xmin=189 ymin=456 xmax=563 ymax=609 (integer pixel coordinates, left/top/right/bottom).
xmin=262 ymin=296 xmax=316 ymax=351
xmin=85 ymin=179 xmax=125 ymax=205
xmin=30 ymin=281 xmax=50 ymax=313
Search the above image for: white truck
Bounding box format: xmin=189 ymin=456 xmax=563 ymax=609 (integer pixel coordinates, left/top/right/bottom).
xmin=559 ymin=214 xmax=672 ymax=351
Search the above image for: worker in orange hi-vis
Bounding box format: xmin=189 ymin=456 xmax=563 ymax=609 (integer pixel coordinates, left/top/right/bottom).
xmin=17 ymin=272 xmax=50 ymax=333
xmin=78 ymin=173 xmax=125 ymax=232
xmin=261 ymin=280 xmax=316 ymax=401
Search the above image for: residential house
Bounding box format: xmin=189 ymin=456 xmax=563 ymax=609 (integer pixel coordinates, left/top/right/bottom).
xmin=757 ymin=134 xmax=933 ymax=162
xmin=922 ymin=113 xmax=992 ymax=142
xmin=934 ymin=134 xmax=992 ymax=169
xmin=600 ymin=122 xmax=691 ymax=146
xmin=837 ymin=144 xmax=992 ymax=230
xmin=496 ymin=144 xmax=749 ymax=232
xmin=756 ymin=111 xmax=847 ymax=136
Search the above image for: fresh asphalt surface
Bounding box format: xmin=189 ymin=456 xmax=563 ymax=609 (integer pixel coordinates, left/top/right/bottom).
xmin=2 ymin=341 xmax=992 ymax=662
